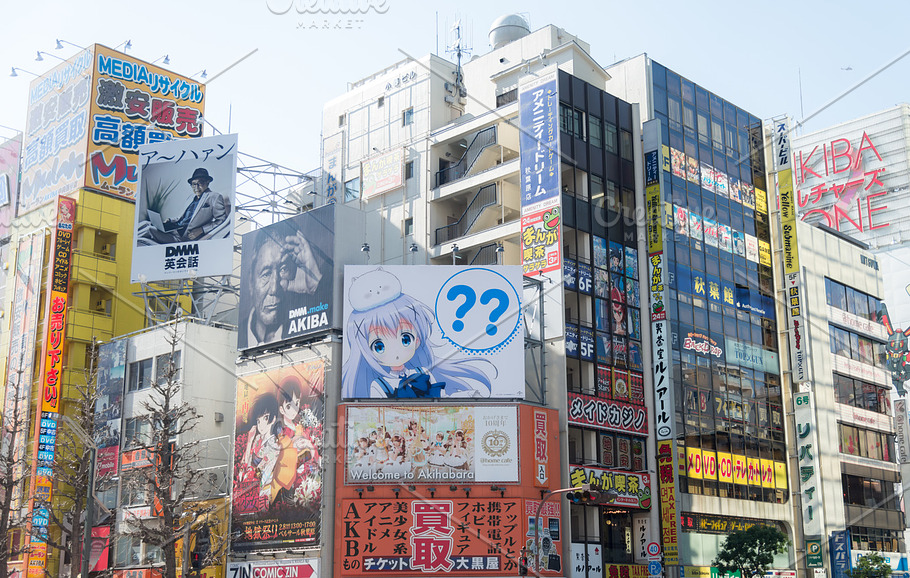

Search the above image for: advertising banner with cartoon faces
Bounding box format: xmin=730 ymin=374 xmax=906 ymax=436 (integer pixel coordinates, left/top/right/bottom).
xmin=342 ymin=266 xmax=524 ymax=399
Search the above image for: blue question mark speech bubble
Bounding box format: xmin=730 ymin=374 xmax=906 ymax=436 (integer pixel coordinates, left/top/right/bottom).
xmin=436 ymin=268 xmax=522 ymax=354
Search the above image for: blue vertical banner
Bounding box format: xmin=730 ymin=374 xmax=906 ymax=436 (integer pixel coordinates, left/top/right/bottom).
xmin=519 ymin=67 xmax=562 ymax=276
xmin=830 ymin=530 xmax=851 ymax=578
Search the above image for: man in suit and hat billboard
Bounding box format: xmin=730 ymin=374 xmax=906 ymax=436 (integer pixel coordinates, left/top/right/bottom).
xmin=142 ymin=166 xmax=229 ymax=243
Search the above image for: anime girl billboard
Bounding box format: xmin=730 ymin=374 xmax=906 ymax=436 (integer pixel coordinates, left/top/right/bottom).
xmin=232 ymin=360 xmax=324 ymax=551
xmin=342 ymin=266 xmax=525 ymax=399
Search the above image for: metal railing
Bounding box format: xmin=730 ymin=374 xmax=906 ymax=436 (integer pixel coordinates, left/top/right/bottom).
xmin=435 ymin=183 xmax=497 ymax=245
xmin=470 ymin=243 xmax=500 ymax=266
xmin=435 ymin=125 xmax=497 ymax=187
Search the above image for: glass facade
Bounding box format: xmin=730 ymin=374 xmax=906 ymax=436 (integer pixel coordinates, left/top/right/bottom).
xmin=650 ymin=60 xmax=787 ymax=504
xmin=559 ymin=71 xmax=645 ymax=563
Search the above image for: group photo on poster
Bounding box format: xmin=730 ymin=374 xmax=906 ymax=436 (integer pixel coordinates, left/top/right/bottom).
xmin=131 ymin=134 xmax=237 ymax=282
xmin=232 ymin=361 xmax=325 ymax=550
xmin=238 ymin=206 xmax=335 ymax=351
xmin=341 ymin=265 xmax=524 ymax=399
xmin=344 ymin=405 xmax=518 ymax=484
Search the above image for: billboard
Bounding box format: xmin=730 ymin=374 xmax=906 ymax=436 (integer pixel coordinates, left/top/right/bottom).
xmin=232 ymin=360 xmax=324 ymax=551
xmin=568 ymin=465 xmax=651 ymax=509
xmin=238 ymin=205 xmax=335 ymax=351
xmin=567 ymin=392 xmax=648 ymax=435
xmin=85 ymin=44 xmax=205 ymax=200
xmin=338 ymin=498 xmax=527 ymax=575
xmin=131 ymin=134 xmax=237 ymax=282
xmin=19 ymin=48 xmax=94 ymax=214
xmin=343 ymin=405 xmax=519 ymax=484
xmin=341 ymin=265 xmax=524 ymax=399
xmin=18 ymin=45 xmax=205 ymax=213
xmin=519 ymin=66 xmax=561 ymax=276
xmin=2 ymin=233 xmax=45 ymax=510
xmin=93 ymin=340 xmax=127 ymax=477
xmin=362 ymin=148 xmax=404 ymax=200
xmin=0 ymin=134 xmax=21 ymax=238
xmin=227 ymin=559 xmax=318 ymax=578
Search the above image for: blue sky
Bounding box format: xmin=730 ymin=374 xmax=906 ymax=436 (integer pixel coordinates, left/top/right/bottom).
xmin=3 ymin=0 xmax=909 ymax=171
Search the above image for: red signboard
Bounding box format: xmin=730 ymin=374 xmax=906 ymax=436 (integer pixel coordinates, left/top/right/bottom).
xmin=338 ymin=499 xmax=524 ymax=575
xmin=567 ymin=392 xmax=648 ymax=435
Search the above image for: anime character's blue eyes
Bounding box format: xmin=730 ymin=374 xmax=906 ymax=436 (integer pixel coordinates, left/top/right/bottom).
xmin=371 ymin=339 xmax=385 ymax=354
xmin=401 ymin=332 xmax=414 ymax=347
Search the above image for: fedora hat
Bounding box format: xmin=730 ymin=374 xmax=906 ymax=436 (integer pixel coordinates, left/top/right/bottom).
xmin=187 ymin=168 xmax=213 ymax=184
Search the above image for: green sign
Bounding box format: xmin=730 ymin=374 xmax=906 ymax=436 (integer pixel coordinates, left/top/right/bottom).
xmin=806 ymin=538 xmax=823 ymax=567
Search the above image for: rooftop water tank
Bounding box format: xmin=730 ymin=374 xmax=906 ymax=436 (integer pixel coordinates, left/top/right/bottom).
xmin=489 ymin=14 xmax=530 ymax=50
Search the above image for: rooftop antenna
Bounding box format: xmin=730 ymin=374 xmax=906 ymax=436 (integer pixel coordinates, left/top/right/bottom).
xmin=446 ymin=16 xmax=471 ymax=106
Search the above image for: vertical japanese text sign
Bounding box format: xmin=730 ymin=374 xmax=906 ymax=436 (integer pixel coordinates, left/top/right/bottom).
xmin=26 ymin=196 xmax=76 ymax=577
xmin=774 ymin=118 xmax=808 ymax=383
xmin=519 ymin=67 xmax=561 ymax=276
xmin=793 ymin=391 xmax=824 ymax=567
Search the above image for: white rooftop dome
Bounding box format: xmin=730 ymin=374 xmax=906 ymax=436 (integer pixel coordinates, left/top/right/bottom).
xmin=489 ymin=14 xmax=530 ymax=50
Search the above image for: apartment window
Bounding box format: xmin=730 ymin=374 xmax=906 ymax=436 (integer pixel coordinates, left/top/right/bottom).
xmin=377 ymin=96 xmax=384 ymax=107
xmin=402 ymin=108 xmax=414 ymax=126
xmin=344 ymin=178 xmax=361 ymax=203
xmin=338 ymin=114 xmax=345 ymax=128
xmin=403 ymin=217 xmax=414 ymax=237
xmin=123 ymin=417 xmax=152 ymax=449
xmin=405 ymin=161 xmax=414 ymax=179
xmin=559 ymin=105 xmax=585 ymax=140
xmin=589 ymin=116 xmax=603 ymax=149
xmin=155 ymin=351 xmax=181 ymax=385
xmin=620 ymin=131 xmax=633 ymax=161
xmin=127 ymin=358 xmax=153 ymax=392
xmin=604 ymin=122 xmax=618 ymax=154
xmin=839 ymin=423 xmax=894 ymax=461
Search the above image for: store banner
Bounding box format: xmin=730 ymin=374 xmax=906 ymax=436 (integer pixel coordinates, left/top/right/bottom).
xmin=343 ymin=405 xmax=518 ymax=484
xmin=338 ymin=498 xmax=526 ymax=575
xmin=362 ymin=148 xmax=404 ymax=199
xmin=774 ymin=118 xmax=808 ymax=383
xmin=657 ymin=440 xmax=678 ymax=565
xmin=227 ymin=559 xmax=318 ymax=578
xmin=567 ymin=392 xmax=647 ymax=435
xmin=519 ymin=66 xmax=561 ymax=276
xmin=26 ymin=196 xmax=76 ymax=577
xmin=794 ymin=391 xmax=824 ymax=567
xmin=567 ymin=465 xmax=651 ymax=509
xmin=86 ymin=45 xmax=205 ymax=200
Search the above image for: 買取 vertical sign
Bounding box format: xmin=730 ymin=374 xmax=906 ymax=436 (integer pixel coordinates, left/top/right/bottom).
xmin=518 ymin=66 xmax=561 ymax=276
xmin=774 ymin=118 xmax=808 ymax=383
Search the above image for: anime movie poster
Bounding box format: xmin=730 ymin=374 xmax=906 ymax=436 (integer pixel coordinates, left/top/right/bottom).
xmin=131 ymin=134 xmax=237 ymax=282
xmin=343 ymin=405 xmax=519 ymax=484
xmin=232 ymin=360 xmax=325 ymax=551
xmin=93 ymin=340 xmax=127 ymax=476
xmin=341 ymin=265 xmax=524 ymax=399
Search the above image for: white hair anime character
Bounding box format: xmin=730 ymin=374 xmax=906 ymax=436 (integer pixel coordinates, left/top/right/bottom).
xmin=342 ymin=268 xmax=496 ymax=399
